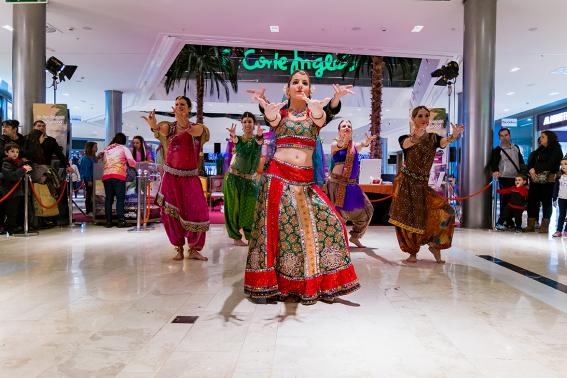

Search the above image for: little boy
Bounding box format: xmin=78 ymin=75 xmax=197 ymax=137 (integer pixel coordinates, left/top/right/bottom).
xmin=1 ymin=142 xmax=32 ymax=234
xmin=497 ymin=174 xmax=528 ymax=232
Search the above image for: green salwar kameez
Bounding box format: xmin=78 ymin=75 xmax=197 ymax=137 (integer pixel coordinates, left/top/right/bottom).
xmin=223 ymin=136 xmax=262 ymax=241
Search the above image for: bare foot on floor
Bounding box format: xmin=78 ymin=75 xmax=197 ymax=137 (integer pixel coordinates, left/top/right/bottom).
xmin=349 ymin=236 xmax=366 ymax=248
xmin=233 ymin=239 xmax=248 ymax=246
xmin=428 ymin=247 xmax=445 ymax=264
xmin=404 ymin=254 xmax=417 ymax=263
xmin=172 ymin=247 xmax=184 ymax=261
xmin=188 ymin=249 xmax=208 ymax=261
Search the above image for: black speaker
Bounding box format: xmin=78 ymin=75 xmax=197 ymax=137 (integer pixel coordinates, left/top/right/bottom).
xmin=387 ymin=155 xmax=397 ymax=165
xmin=214 ymin=142 xmax=221 ymax=154
xmin=449 ymin=147 xmax=457 ymax=162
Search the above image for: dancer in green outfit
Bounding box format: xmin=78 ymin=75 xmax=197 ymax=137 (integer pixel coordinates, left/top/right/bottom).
xmin=224 ymin=112 xmax=263 ymax=246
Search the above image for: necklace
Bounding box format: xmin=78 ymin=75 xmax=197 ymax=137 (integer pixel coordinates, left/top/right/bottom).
xmin=289 ymin=108 xmax=306 ymax=118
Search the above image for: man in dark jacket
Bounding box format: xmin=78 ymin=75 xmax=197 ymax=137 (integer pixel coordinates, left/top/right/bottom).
xmin=491 ymin=128 xmax=525 ymax=228
xmin=0 ymin=120 xmax=25 ymax=155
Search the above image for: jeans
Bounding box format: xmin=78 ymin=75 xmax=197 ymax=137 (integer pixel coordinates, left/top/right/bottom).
xmin=103 ymin=178 xmax=126 ymax=223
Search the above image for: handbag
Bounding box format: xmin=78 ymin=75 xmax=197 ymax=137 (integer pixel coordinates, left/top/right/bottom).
xmin=531 ymin=171 xmax=556 ymax=184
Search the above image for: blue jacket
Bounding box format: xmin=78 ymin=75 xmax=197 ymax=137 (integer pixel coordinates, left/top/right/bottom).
xmin=79 ymin=155 xmax=95 ymax=182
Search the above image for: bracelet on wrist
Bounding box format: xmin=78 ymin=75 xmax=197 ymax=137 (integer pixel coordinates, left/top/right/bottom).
xmin=311 ymin=112 xmax=324 ymax=120
xmin=265 ymin=114 xmax=277 ymax=123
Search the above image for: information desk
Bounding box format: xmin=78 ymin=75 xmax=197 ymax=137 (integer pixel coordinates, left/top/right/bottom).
xmin=359 ymin=184 xmax=394 ymax=225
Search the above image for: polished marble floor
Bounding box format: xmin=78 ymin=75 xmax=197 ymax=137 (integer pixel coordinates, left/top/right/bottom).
xmin=0 ymin=223 xmax=566 ymax=378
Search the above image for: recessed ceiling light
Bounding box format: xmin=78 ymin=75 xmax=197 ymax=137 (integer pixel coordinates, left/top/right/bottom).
xmin=2 ymin=25 xmax=14 ymax=32
xmin=503 ymin=108 xmax=510 ymax=112
xmin=269 ymin=25 xmax=279 ymax=33
xmin=63 ymin=93 xmax=69 ymax=96
xmin=385 ymin=109 xmax=391 ymax=112
xmin=510 ymin=67 xmax=520 ymax=72
xmin=528 ymin=27 xmax=538 ymax=32
xmin=411 ymin=25 xmax=424 ymax=33
xmin=351 ymin=26 xmax=361 ymax=31
xmin=506 ymin=91 xmax=515 ymax=96
xmin=549 ymin=92 xmax=560 ymax=96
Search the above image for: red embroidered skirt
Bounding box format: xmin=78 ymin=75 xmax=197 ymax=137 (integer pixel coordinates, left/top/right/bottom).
xmin=244 ymin=159 xmax=360 ymax=304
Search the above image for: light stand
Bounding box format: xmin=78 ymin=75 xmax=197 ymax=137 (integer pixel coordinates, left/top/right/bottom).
xmin=51 ymin=74 xmax=58 ymax=104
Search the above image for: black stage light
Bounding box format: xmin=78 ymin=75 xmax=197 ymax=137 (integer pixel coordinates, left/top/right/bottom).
xmin=59 ymin=65 xmax=77 ymax=82
xmin=431 ymin=61 xmax=460 ymax=86
xmin=46 ymin=56 xmax=64 ymax=76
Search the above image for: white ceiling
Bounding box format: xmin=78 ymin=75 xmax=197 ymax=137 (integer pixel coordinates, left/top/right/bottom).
xmin=0 ymin=0 xmax=567 ymax=150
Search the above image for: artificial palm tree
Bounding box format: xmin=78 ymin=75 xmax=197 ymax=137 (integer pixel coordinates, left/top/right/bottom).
xmin=339 ymin=55 xmax=420 ymax=159
xmin=164 ymin=45 xmax=240 ymax=124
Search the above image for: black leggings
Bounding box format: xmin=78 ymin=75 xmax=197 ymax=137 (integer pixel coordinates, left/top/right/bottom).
xmin=528 ymin=182 xmax=554 ymax=219
xmin=557 ymin=198 xmax=567 ymax=232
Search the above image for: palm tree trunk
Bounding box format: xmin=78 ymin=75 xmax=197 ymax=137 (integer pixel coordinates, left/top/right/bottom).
xmin=196 ymin=71 xmax=205 ymax=124
xmin=370 ymin=56 xmax=384 ymax=159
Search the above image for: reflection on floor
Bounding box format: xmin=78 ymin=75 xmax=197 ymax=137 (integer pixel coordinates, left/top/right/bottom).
xmin=0 ymin=224 xmax=566 ymax=377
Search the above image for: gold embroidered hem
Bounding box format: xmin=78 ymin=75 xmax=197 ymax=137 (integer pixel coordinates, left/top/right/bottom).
xmin=388 ymin=217 xmax=425 ymax=234
xmin=156 ymin=193 xmax=210 ymax=232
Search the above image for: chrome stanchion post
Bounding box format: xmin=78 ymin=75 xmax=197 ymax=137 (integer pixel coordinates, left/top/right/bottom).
xmin=492 ymin=178 xmax=498 ymax=230
xmin=67 ymin=173 xmax=74 ymax=226
xmin=15 ymin=174 xmax=38 ymax=237
xmin=128 ymin=169 xmax=147 ymax=232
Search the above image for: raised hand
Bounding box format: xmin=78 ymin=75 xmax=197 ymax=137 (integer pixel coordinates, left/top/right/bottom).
xmin=332 ymin=84 xmax=354 ymax=99
xmin=263 ymin=101 xmax=287 ymax=122
xmin=364 ymin=133 xmax=378 ymax=144
xmin=451 ymin=123 xmax=465 ymax=137
xmin=246 ymin=88 xmax=267 ymax=103
xmin=142 ymin=109 xmax=158 ymax=130
xmin=301 ymin=94 xmax=331 ymax=117
xmin=226 ymin=123 xmax=237 ymax=138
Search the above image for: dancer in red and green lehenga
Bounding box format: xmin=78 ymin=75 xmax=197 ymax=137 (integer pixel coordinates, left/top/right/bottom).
xmin=244 ymin=71 xmax=360 ymax=305
xmin=223 ymin=112 xmax=263 ymax=246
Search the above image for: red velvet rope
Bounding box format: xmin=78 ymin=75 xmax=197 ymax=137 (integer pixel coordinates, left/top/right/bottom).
xmin=0 ymin=178 xmax=22 ymax=203
xmin=29 ymin=179 xmax=68 ymax=209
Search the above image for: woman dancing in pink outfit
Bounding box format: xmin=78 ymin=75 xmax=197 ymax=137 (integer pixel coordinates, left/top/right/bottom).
xmin=143 ymin=96 xmax=210 ymax=261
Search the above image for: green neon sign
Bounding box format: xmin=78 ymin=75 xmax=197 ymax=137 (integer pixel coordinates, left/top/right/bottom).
xmin=241 ymin=49 xmax=356 ymax=78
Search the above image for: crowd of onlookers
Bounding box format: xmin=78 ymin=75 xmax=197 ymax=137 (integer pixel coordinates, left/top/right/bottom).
xmin=0 ymin=118 xmax=155 ymax=235
xmin=491 ymin=128 xmax=565 ymax=236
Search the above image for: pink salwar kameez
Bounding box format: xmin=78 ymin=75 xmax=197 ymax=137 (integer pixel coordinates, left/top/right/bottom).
xmin=156 ymin=123 xmax=209 ymax=250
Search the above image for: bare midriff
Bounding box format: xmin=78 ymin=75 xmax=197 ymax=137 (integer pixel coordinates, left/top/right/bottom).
xmin=332 ymin=162 xmax=344 ymax=175
xmin=273 ymin=147 xmax=313 ymax=167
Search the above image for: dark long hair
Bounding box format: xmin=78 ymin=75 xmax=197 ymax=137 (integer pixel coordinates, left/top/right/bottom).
xmin=25 ymin=129 xmax=46 ymax=164
xmin=541 ymin=130 xmax=559 ymax=148
xmin=131 ymin=135 xmax=148 ymax=161
xmin=110 ymin=132 xmax=127 ymax=145
xmin=84 ymin=141 xmax=97 ymax=158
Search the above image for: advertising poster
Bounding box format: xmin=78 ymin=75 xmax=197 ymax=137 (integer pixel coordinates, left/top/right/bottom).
xmin=32 ymin=103 xmax=70 ymax=156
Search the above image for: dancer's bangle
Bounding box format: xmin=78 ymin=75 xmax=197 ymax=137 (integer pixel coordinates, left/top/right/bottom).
xmin=446 ymin=134 xmax=456 ymax=143
xmin=265 ymin=114 xmax=278 ymax=123
xmin=255 ymin=134 xmax=264 ymax=141
xmin=311 ymin=112 xmax=324 ymax=120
